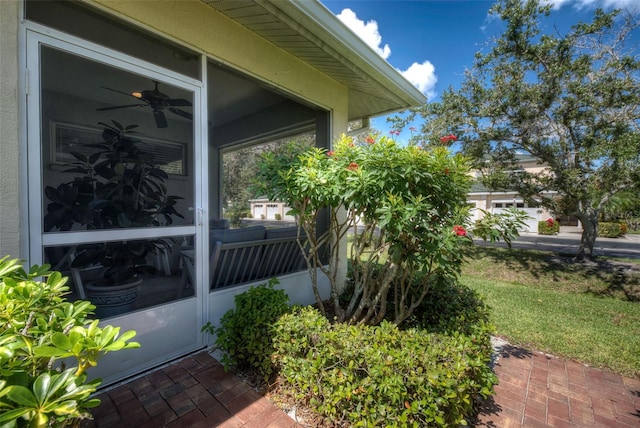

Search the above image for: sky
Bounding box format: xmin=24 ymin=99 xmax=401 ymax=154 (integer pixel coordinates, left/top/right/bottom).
xmin=321 ymin=0 xmax=640 ymax=141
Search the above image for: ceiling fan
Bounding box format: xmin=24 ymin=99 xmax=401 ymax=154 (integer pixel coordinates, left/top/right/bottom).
xmin=96 ymin=80 xmax=192 ymax=128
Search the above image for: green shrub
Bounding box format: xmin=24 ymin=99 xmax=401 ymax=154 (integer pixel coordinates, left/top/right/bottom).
xmin=211 ymin=279 xmax=290 ymax=381
xmin=599 ymin=222 xmax=623 ymax=237
xmin=272 ymin=307 xmax=497 ymax=427
xmin=0 ymin=256 xmax=139 ymax=428
xmin=274 ymin=213 xmax=282 ymax=221
xmin=538 ymin=218 xmax=559 ymax=235
xmin=620 ymin=222 xmax=628 ymax=235
xmin=409 ymin=279 xmax=493 ymax=337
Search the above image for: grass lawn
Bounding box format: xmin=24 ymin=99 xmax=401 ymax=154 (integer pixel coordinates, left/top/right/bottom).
xmin=461 ymin=247 xmax=640 ymax=377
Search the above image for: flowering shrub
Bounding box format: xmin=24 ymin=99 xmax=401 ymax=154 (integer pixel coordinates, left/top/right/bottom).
xmin=538 ymin=218 xmax=560 ymax=235
xmin=256 ymin=134 xmax=476 ymax=325
xmin=453 ymin=225 xmax=467 ymax=236
xmin=256 ymin=134 xmax=526 ymax=325
xmin=440 ymin=134 xmax=458 ymax=144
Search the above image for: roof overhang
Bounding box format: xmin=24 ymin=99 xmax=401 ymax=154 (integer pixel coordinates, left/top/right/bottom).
xmin=202 ymin=0 xmax=427 ymax=120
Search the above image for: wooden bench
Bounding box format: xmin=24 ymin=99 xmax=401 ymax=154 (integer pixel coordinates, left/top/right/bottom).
xmin=179 ymin=226 xmax=307 ymax=293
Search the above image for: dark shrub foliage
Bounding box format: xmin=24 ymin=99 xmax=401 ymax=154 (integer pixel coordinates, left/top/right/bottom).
xmin=272 ymin=306 xmax=497 ymax=427
xmin=212 ymin=279 xmax=290 ymax=381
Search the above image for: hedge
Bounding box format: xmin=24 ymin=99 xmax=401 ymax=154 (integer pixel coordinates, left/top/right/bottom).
xmin=272 ymin=306 xmax=496 ymax=427
xmin=538 ymin=219 xmax=560 ymax=235
xmin=599 ymin=222 xmax=627 ymax=238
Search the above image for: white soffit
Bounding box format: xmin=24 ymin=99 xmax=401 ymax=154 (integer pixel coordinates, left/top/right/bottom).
xmin=202 ymin=0 xmax=427 ymax=120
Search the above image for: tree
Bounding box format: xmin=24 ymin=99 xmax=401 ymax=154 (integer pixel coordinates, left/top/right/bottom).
xmin=602 ymin=189 xmax=640 ymax=230
xmin=254 ymin=134 xmax=526 ymax=325
xmin=395 ymin=0 xmax=640 ymax=260
xmin=222 ymin=133 xmax=315 ymax=217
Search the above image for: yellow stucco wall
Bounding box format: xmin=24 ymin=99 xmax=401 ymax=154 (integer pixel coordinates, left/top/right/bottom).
xmin=0 ymin=0 xmax=22 ymax=259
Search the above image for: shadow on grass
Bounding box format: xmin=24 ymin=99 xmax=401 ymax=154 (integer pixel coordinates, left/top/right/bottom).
xmin=468 ymin=247 xmax=640 ymax=302
xmin=466 ymin=246 xmax=572 ymax=282
xmin=582 ymin=258 xmax=640 ymax=302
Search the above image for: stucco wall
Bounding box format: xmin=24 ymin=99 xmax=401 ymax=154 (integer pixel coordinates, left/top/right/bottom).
xmin=0 ymin=0 xmax=21 ymax=259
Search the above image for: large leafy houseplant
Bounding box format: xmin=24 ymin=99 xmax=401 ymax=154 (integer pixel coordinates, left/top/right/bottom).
xmin=0 ymin=256 xmax=140 ymax=427
xmin=44 ymin=121 xmax=183 ymax=286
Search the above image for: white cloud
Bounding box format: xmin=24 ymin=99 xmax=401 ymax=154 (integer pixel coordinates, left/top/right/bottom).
xmin=336 ymin=8 xmax=391 ymax=60
xmin=399 ymin=61 xmax=438 ymax=100
xmin=335 ymin=8 xmax=436 ymax=98
xmin=542 ymin=0 xmax=639 ymax=10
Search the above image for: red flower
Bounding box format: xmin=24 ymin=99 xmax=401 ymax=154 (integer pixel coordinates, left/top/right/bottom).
xmin=347 ymin=162 xmax=359 ymax=171
xmin=546 ymin=218 xmax=555 ymax=226
xmin=365 ymin=136 xmax=376 ymax=144
xmin=327 ymin=151 xmax=334 ymax=157
xmin=453 ymin=225 xmax=466 ymax=236
xmin=440 ymin=134 xmax=457 ymax=144
xmin=444 ymin=168 xmax=450 ymax=175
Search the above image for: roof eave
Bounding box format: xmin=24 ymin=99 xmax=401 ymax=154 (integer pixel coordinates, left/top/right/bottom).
xmin=284 ymin=1 xmax=426 ymax=106
xmin=259 ymin=0 xmax=427 ymax=119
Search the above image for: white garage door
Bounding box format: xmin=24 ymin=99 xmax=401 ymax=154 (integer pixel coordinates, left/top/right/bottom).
xmin=493 ymin=207 xmax=540 ymax=233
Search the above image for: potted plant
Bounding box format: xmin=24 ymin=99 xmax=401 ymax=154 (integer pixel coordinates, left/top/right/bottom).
xmin=44 ymin=120 xmax=183 ymax=316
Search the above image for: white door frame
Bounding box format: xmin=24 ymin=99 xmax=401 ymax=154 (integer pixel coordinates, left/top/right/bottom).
xmin=25 ymin=27 xmax=210 ymax=385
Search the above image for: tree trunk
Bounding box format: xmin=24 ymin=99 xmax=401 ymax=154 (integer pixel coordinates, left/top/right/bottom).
xmin=575 ymin=209 xmax=598 ymax=261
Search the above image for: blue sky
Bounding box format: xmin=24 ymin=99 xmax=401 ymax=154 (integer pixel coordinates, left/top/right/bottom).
xmin=321 ymin=0 xmax=640 ymax=140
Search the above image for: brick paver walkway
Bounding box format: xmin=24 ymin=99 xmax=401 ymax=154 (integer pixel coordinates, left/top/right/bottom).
xmin=83 ymin=352 xmax=296 ymax=428
xmin=475 ymin=344 xmax=640 ymax=427
xmin=85 ymin=347 xmax=640 ymax=427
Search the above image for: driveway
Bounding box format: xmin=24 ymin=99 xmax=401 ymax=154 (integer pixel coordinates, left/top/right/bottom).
xmin=474 ymin=226 xmax=640 ymax=260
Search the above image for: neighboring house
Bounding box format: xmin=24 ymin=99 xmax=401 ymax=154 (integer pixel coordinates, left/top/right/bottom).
xmin=0 ymin=0 xmax=425 ymax=385
xmin=249 ymin=197 xmax=295 ymax=222
xmin=467 ymin=156 xmax=557 ymax=233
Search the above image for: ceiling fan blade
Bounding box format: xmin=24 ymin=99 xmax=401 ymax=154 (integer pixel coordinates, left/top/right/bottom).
xmin=166 ymin=98 xmax=192 ymax=107
xmin=100 ymin=86 xmax=141 ymax=100
xmin=153 ymin=110 xmax=168 ymax=128
xmin=97 ymin=104 xmax=147 ymax=111
xmin=168 ymin=108 xmax=193 ymax=120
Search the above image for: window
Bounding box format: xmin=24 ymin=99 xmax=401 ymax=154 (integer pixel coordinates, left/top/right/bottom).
xmin=51 ymin=121 xmax=187 ymax=176
xmin=222 ymin=132 xmax=315 ymax=227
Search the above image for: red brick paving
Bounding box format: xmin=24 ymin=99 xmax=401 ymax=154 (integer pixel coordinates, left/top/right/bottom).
xmin=82 ymin=352 xmax=297 ymax=428
xmin=475 ymin=345 xmax=640 ymax=427
xmin=83 ymin=346 xmax=639 ymax=427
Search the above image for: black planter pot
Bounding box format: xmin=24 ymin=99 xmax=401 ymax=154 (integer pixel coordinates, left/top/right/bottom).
xmin=85 ymin=277 xmax=142 ymax=319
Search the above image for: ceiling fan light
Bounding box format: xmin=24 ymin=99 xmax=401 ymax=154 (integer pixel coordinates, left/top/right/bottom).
xmin=131 ymin=91 xmax=143 ymax=99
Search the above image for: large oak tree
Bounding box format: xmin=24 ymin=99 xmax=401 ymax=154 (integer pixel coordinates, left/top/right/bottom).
xmin=397 ymin=0 xmax=640 ymax=260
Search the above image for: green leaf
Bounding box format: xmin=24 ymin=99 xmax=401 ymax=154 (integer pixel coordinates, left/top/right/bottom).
xmin=51 ymin=333 xmax=72 ymax=351
xmin=0 ymin=407 xmax=31 ymax=424
xmin=32 ymin=372 xmax=52 ymax=404
xmin=33 ymin=346 xmax=66 ymax=358
xmin=5 ymin=385 xmax=37 ymax=407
